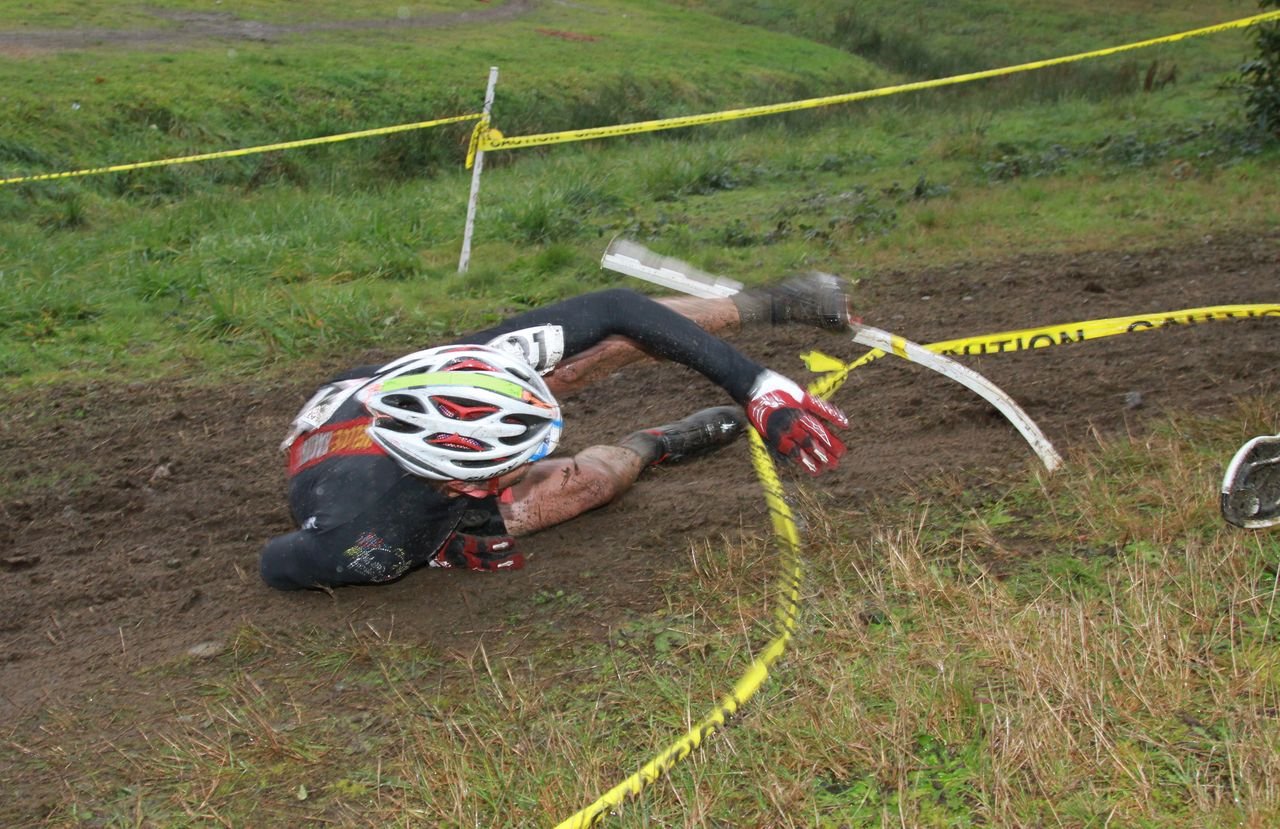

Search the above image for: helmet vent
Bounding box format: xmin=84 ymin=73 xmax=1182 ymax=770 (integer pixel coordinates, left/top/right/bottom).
xmin=384 ymin=394 xmax=425 ymax=413
xmin=433 ymin=395 xmax=501 ymax=421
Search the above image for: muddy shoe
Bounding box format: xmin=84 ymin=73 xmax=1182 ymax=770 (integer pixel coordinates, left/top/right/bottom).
xmin=621 ymin=406 xmax=748 ymax=467
xmin=732 ymin=272 xmax=852 ymax=331
xmin=1221 ymin=434 xmax=1280 ymax=529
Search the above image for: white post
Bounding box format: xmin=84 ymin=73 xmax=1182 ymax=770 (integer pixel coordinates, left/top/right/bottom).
xmin=458 ymin=66 xmax=499 ymax=273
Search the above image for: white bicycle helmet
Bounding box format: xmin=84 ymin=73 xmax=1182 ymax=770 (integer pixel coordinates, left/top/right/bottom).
xmin=364 ymin=344 xmax=562 ymax=482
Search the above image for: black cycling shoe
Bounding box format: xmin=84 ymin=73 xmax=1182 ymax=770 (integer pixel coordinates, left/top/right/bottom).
xmin=621 ymin=406 xmax=748 ymax=467
xmin=732 ymin=272 xmax=852 ymax=331
xmin=1221 ymin=434 xmax=1280 ymax=529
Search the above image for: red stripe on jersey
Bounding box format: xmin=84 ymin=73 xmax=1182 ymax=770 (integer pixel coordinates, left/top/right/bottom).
xmin=287 ymin=417 xmax=386 ymax=476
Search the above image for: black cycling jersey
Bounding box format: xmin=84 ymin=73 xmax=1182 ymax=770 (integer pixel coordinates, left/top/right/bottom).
xmin=260 ymin=288 xmax=765 ymax=590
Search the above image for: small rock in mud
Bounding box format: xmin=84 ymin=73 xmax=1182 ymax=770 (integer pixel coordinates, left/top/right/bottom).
xmin=187 ymin=641 xmax=227 ymax=659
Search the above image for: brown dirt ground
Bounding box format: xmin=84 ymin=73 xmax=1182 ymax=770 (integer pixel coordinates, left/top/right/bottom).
xmin=2 ymin=231 xmax=1277 ymax=742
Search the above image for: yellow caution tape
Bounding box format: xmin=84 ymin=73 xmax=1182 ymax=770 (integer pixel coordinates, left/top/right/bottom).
xmin=464 ymin=114 xmax=491 ymax=170
xmin=806 ymin=303 xmax=1280 ymax=400
xmin=554 ymin=430 xmax=804 ymax=828
xmin=477 ymin=11 xmax=1280 ymax=158
xmin=0 ymin=113 xmax=482 ymax=186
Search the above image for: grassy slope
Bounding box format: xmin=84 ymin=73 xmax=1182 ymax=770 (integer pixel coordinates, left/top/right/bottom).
xmin=3 ymin=1 xmax=1280 ymax=826
xmin=2 ymin=0 xmax=1274 ymax=387
xmin=0 ymin=0 xmax=892 ymax=384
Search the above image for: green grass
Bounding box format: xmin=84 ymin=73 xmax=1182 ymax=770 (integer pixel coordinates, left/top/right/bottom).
xmin=4 ymin=105 xmax=1274 ymax=385
xmin=0 ymin=1 xmax=888 ymax=185
xmin=686 ymin=0 xmax=1258 ymax=80
xmin=2 ymin=1 xmax=1274 ymax=387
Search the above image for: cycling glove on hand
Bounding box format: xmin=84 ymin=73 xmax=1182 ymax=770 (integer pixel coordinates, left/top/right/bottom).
xmin=745 ymin=370 xmax=849 ymax=475
xmin=432 ymin=532 xmax=524 ymax=571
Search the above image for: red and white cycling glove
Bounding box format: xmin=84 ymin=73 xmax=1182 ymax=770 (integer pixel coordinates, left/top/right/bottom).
xmin=431 ymin=532 xmax=524 ymax=572
xmin=745 ymin=370 xmax=849 ymax=475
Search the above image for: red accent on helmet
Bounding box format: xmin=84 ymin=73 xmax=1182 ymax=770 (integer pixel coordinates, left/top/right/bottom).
xmin=443 ymin=357 xmax=499 ymax=372
xmin=429 ymin=433 xmax=486 ymax=452
xmin=432 ymin=396 xmax=501 ymax=421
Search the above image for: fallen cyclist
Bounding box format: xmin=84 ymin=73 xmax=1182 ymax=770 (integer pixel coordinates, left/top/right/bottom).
xmin=261 ymin=275 xmax=852 ymax=590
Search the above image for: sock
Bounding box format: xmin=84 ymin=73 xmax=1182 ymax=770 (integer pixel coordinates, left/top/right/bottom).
xmin=731 ymin=289 xmax=772 ymax=326
xmin=618 ymin=430 xmax=663 ymax=466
